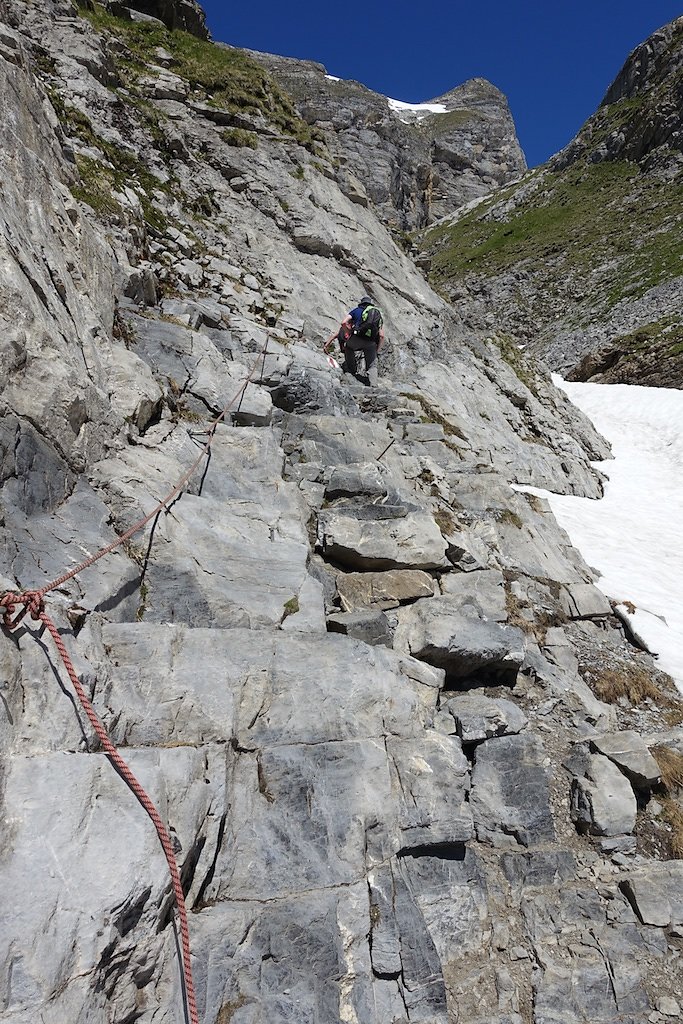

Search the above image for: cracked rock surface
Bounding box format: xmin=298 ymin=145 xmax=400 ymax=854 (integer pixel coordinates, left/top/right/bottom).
xmin=0 ymin=4 xmax=682 ymax=1023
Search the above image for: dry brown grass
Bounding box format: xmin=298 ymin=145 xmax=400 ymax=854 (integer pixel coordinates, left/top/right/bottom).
xmin=217 ymin=997 xmax=248 ymax=1024
xmin=652 ymin=745 xmax=683 ymax=792
xmin=434 ymin=505 xmax=458 ymax=536
xmin=504 ymin=588 xmax=533 ymax=633
xmin=503 ymin=584 xmax=560 ymax=643
xmin=522 ymin=492 xmax=546 ymax=514
xmin=664 ymin=703 xmax=683 ymax=726
xmin=661 ymin=798 xmax=683 ymax=859
xmin=585 ymin=661 xmax=683 ymax=724
xmin=651 ymin=745 xmax=683 ymax=860
xmin=589 ymin=662 xmax=665 ymax=705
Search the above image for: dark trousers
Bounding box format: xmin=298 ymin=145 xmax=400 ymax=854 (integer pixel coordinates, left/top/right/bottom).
xmin=344 ymin=335 xmax=378 ymax=384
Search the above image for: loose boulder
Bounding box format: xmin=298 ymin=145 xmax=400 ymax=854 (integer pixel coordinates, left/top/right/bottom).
xmin=336 ymin=569 xmax=435 ymax=611
xmin=326 ymin=609 xmax=393 ymax=647
xmin=438 ymin=693 xmax=528 ymax=743
xmin=620 ymin=862 xmax=683 ymax=928
xmin=317 ymin=511 xmax=450 ymax=571
xmin=570 ymin=752 xmax=637 ymax=837
xmin=590 ymin=731 xmax=661 ymax=790
xmin=394 ymin=594 xmax=526 ymax=683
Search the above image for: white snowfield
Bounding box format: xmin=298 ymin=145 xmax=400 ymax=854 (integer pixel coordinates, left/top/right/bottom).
xmin=516 ymin=377 xmax=683 ymax=692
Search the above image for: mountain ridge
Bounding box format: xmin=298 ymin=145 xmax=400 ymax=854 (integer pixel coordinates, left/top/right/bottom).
xmin=247 ymin=48 xmax=527 ymax=230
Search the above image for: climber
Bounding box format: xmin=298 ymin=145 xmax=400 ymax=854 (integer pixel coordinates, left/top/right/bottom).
xmin=323 ymin=297 xmax=384 ymax=385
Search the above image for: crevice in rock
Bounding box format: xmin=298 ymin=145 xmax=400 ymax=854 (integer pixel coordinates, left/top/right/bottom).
xmin=95 ymin=939 xmax=133 ymax=997
xmin=460 ymin=739 xmax=479 ymax=763
xmin=136 ymin=398 xmax=164 ymax=437
xmin=256 ymin=752 xmax=275 ymax=803
xmin=118 ymin=1009 xmax=146 ymax=1024
xmin=397 ymin=842 xmax=466 ymax=861
xmin=7 ymin=235 xmax=52 ymax=313
xmin=372 ymin=968 xmax=402 ymax=981
xmin=113 ymin=886 xmax=152 ymax=938
xmin=193 ymin=808 xmax=228 ymax=911
xmin=441 ymin=664 xmax=519 ymax=692
xmin=179 ymin=831 xmax=207 ymax=899
xmin=617 ymin=878 xmax=646 ymax=924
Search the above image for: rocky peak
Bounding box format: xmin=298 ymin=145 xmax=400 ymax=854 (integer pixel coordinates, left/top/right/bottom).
xmin=602 ymin=15 xmax=683 ymax=105
xmin=554 ymin=15 xmax=683 ymax=170
xmin=430 ymin=76 xmax=513 ymax=111
xmin=250 ymin=51 xmax=526 ymax=230
xmin=420 ymin=15 xmax=683 ymax=389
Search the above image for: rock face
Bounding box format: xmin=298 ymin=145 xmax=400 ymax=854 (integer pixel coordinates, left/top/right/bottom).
xmin=0 ymin=5 xmax=682 ymax=1024
xmin=107 ymin=0 xmax=209 ymax=37
xmin=470 ymin=733 xmax=556 ymax=848
xmin=250 ymin=51 xmax=527 ymax=229
xmin=421 ymin=15 xmax=683 ymax=387
xmin=567 ymin=17 xmax=683 ymax=166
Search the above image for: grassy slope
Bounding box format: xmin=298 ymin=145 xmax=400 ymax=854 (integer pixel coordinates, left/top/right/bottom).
xmin=51 ymin=3 xmax=325 ymax=224
xmin=419 ymin=41 xmax=683 ymax=386
xmin=78 ymin=2 xmax=323 ymax=146
xmin=425 ymin=151 xmax=683 ymax=314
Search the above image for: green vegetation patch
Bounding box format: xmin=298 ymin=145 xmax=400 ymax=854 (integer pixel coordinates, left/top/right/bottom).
xmin=583 ymin=95 xmax=648 ymax=151
xmin=72 ymin=154 xmax=124 ymax=217
xmin=418 ymin=107 xmax=480 ymax=139
xmin=78 ymin=2 xmax=325 ymax=150
xmin=615 ymin=318 xmax=683 ymax=356
xmin=282 ymin=596 xmax=299 ymax=621
xmin=221 ymin=128 xmax=258 ymax=148
xmin=424 ymin=157 xmax=683 ymax=313
xmin=426 ymin=161 xmax=639 ymax=278
xmin=490 ymin=333 xmax=539 ymax=395
xmin=50 ymin=95 xmax=173 ymax=227
xmin=573 ymin=317 xmax=683 ymax=387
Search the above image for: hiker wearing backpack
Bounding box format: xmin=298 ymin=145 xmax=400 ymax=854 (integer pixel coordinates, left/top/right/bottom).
xmin=324 ymin=297 xmax=384 ymax=385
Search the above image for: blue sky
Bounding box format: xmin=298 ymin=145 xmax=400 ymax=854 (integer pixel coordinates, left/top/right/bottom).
xmin=199 ymin=1 xmax=682 ymax=167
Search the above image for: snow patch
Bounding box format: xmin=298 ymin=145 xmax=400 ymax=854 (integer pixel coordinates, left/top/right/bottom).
xmin=515 ymin=376 xmax=683 ymax=691
xmin=387 ymin=97 xmax=448 ymax=122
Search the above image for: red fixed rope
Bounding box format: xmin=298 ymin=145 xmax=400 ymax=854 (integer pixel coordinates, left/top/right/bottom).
xmin=1 ymin=338 xmax=270 ymax=1023
xmin=1 ymin=593 xmax=198 ymax=1022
